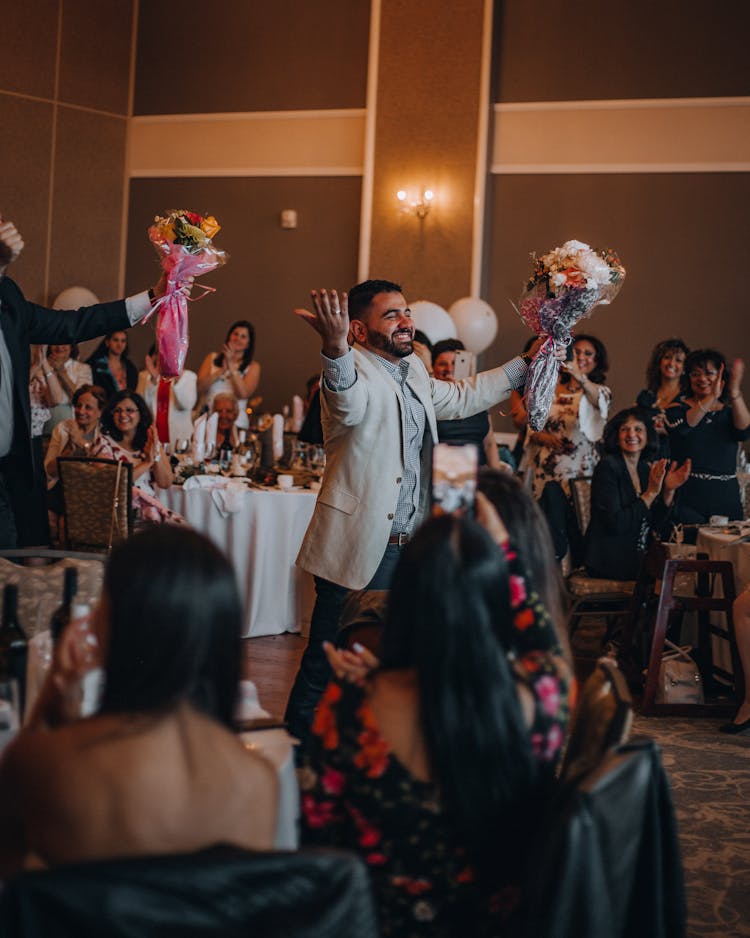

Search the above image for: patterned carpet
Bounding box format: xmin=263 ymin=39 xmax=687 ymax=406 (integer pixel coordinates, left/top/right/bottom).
xmin=631 ymin=715 xmax=750 ymax=937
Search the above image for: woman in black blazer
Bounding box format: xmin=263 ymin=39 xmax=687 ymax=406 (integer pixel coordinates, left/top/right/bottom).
xmin=584 ymin=408 xmax=690 ymax=580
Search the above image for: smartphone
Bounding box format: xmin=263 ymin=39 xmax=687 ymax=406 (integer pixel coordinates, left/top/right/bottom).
xmin=431 ymin=442 xmax=479 ymax=517
xmin=453 ymin=349 xmax=475 ymax=380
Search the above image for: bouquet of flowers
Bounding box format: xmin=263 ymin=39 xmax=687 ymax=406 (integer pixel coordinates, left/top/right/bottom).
xmin=146 ymin=210 xmax=227 ymax=378
xmin=518 ymin=239 xmax=625 ymax=430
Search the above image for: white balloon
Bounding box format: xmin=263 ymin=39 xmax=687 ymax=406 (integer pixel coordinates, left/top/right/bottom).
xmin=448 ymin=296 xmax=498 ymax=354
xmin=409 ymin=300 xmax=457 ymax=344
xmin=53 ymin=286 xmax=100 ymax=310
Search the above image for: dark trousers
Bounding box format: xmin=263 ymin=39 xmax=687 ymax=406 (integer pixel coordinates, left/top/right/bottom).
xmin=284 ymin=543 xmax=404 ymax=749
xmin=0 ymin=468 xmax=17 ymax=549
xmin=538 ymin=480 xmax=583 ymax=565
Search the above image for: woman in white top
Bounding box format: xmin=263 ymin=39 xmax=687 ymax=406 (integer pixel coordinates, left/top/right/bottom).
xmin=136 ymin=344 xmax=197 ymax=446
xmin=44 ymin=343 xmax=93 ymax=432
xmin=522 ymin=334 xmax=611 ymax=562
xmin=197 ymin=320 xmax=261 ymax=429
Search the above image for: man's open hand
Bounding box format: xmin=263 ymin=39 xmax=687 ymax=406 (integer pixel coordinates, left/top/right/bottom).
xmin=294 ymin=288 xmax=350 ymax=359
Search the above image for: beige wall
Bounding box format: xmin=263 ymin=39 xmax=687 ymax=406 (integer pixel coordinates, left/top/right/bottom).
xmin=0 ymin=0 xmax=133 ymax=305
xmin=367 ymin=0 xmax=486 ymax=303
xmin=126 ymin=176 xmax=362 ymax=413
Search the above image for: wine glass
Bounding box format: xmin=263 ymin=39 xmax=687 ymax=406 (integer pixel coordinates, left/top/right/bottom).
xmin=175 ymin=439 xmax=190 ymax=456
xmin=218 ymin=449 xmax=233 ymax=477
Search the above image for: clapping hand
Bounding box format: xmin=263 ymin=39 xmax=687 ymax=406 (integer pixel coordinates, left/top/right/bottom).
xmin=646 ymin=458 xmax=668 ymax=497
xmin=0 ymin=215 xmax=24 ymax=275
xmin=664 ymin=458 xmax=691 ymax=492
xmin=144 ymin=424 xmax=160 ymax=463
xmin=728 ymin=359 xmax=745 ymax=399
xmin=294 ymin=289 xmax=350 ymax=359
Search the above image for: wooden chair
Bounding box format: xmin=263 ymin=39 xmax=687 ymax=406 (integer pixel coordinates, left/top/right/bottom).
xmin=566 ymin=477 xmax=635 ymax=653
xmin=640 ymin=557 xmax=743 ymax=715
xmin=57 ymin=457 xmax=133 ymax=552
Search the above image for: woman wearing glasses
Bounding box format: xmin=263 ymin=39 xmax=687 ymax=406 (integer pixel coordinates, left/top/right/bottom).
xmin=667 ymin=349 xmax=750 ymax=531
xmin=94 ymin=390 xmax=175 ymax=525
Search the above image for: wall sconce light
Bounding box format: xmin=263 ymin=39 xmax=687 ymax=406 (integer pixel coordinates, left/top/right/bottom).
xmin=396 ymin=187 xmax=434 ymax=219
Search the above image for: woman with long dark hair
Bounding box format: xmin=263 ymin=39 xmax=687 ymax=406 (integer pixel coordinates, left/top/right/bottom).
xmin=0 ymin=527 xmax=278 ymax=873
xmin=86 ymin=331 xmax=138 ymax=400
xmin=197 ymin=320 xmax=261 ymax=428
xmin=635 ymin=338 xmax=689 ymax=458
xmin=522 ymin=333 xmax=611 ymax=562
xmin=300 ymin=513 xmax=571 ymax=936
xmin=667 ymin=349 xmax=750 ymax=528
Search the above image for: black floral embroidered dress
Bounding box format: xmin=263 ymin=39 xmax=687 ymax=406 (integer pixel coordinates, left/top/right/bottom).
xmin=299 ymin=546 xmax=572 ymax=937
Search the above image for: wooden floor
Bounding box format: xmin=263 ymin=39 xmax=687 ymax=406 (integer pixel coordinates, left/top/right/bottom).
xmin=241 ymin=634 xmax=306 ymax=720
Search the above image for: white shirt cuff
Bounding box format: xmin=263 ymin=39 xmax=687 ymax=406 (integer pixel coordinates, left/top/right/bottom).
xmin=126 ymin=292 xmax=152 ymax=325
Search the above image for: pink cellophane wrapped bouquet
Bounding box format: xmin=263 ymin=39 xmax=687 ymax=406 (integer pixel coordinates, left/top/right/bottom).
xmin=146 ymin=210 xmax=227 ymax=378
xmin=518 ymin=239 xmax=625 ymax=430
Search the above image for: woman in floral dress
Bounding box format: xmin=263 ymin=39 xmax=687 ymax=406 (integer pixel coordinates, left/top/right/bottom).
xmin=94 ymin=390 xmax=177 ymax=525
xmin=299 ymin=509 xmax=572 ymax=937
xmin=522 ymin=334 xmax=611 ymax=562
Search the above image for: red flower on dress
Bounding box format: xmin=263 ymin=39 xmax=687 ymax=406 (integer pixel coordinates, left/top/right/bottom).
xmin=514 ymin=608 xmax=534 ymax=631
xmin=312 ymin=682 xmax=342 ymax=750
xmin=353 ymin=702 xmax=390 ymax=778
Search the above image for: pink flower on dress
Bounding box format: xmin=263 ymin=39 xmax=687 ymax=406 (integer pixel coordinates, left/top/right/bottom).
xmin=509 ymin=574 xmax=527 ymax=608
xmin=301 ymin=794 xmax=338 ymax=828
xmin=536 ymin=675 xmax=561 ymax=717
xmin=321 ymin=766 xmax=346 ymax=796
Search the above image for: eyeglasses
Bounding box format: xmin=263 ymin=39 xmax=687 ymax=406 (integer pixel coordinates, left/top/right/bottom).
xmin=689 ymin=370 xmax=718 ymax=379
xmin=112 ymin=407 xmax=138 ymax=415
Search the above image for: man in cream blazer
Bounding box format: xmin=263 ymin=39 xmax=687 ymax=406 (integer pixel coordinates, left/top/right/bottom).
xmin=286 ymin=279 xmax=548 ymax=743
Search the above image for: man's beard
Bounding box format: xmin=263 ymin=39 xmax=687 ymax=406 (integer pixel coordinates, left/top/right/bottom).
xmin=367 ymin=329 xmax=414 ymax=358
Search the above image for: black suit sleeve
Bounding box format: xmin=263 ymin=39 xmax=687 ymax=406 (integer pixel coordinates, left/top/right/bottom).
xmin=24 ymin=298 xmax=130 ymax=346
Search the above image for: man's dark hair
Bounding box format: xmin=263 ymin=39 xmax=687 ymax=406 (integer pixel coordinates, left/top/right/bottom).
xmin=431 ymin=338 xmax=465 ymax=365
xmin=347 ymin=279 xmax=403 ymax=321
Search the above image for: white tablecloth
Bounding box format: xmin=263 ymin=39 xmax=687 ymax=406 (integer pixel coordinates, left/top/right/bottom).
xmin=693 ymin=526 xmax=750 ymax=677
xmin=240 ymin=728 xmax=298 ymax=849
xmin=160 ymin=485 xmax=316 ymax=638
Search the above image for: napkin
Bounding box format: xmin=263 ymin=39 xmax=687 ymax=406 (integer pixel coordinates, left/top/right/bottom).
xmin=193 ymin=414 xmax=207 ymax=462
xmin=211 ymin=480 xmax=246 ymax=517
xmin=234 ymin=679 xmax=271 ymax=721
xmin=291 ymin=395 xmax=304 ymax=433
xmin=206 ymin=412 xmax=219 ymax=453
xmin=183 ymin=474 xmax=223 ymax=490
xmin=272 ymin=413 xmax=284 ymax=462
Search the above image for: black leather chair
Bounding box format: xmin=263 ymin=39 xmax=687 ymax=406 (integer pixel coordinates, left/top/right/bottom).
xmin=0 ymin=845 xmax=378 ymax=938
xmin=520 ymin=740 xmax=686 ymax=938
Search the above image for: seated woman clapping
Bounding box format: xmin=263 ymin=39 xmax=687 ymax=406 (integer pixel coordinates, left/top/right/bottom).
xmin=0 ymin=527 xmax=278 ymax=874
xmin=584 ymin=407 xmax=690 ymax=581
xmin=300 ymin=509 xmax=572 ymax=936
xmin=45 ymin=383 xmax=107 ymax=539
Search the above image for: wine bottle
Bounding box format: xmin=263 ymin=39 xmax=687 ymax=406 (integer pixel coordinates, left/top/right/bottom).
xmin=50 ymin=566 xmax=78 ymax=644
xmin=0 ymin=584 xmax=28 ymax=716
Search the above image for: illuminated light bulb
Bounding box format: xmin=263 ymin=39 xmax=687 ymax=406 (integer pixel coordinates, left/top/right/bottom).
xmin=396 ymin=190 xmax=407 ymax=202
xmin=423 ymin=189 xmax=434 ymax=202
